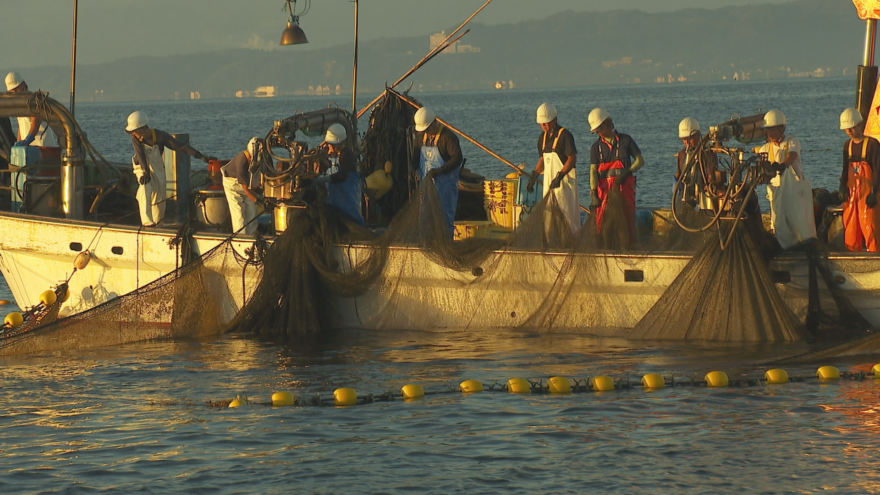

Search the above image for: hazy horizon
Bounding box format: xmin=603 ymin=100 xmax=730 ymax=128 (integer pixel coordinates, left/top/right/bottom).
xmin=4 ymin=0 xmax=798 ymax=69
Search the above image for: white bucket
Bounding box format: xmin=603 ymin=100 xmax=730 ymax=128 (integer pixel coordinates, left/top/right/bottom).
xmin=195 ymin=189 xmax=230 ymax=228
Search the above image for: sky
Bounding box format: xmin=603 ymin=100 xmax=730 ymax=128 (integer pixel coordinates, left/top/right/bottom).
xmin=2 ymin=0 xmax=800 ymax=69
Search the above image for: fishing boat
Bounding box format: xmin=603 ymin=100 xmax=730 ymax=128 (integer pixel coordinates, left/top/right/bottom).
xmin=2 ymin=1 xmax=880 ymax=352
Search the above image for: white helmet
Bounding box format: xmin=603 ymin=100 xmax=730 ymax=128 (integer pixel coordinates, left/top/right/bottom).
xmin=678 ymin=117 xmax=700 ymax=139
xmin=763 ymin=109 xmax=786 ymax=128
xmin=5 ymin=71 xmax=24 ymax=91
xmin=588 ymin=108 xmax=611 ymax=133
xmin=247 ymin=137 xmax=261 ymax=160
xmin=536 ymin=103 xmax=557 ymax=124
xmin=840 ymin=107 xmax=864 ymax=130
xmin=414 ymin=107 xmax=436 ymax=132
xmin=125 ymin=111 xmax=149 ymax=132
xmin=325 ymin=123 xmax=347 ymax=144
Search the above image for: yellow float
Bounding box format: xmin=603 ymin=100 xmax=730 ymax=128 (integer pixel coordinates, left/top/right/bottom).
xmin=506 ymin=378 xmax=531 ymax=394
xmin=334 ymin=388 xmax=357 ymax=406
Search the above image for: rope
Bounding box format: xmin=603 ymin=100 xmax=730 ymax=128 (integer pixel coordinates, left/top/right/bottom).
xmin=188 ymin=369 xmax=880 ymax=408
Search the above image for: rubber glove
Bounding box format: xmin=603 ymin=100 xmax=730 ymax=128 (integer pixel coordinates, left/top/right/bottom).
xmin=590 ymin=190 xmax=601 ymax=208
xmin=525 ymin=171 xmax=538 ymax=193
xmin=426 ymin=168 xmax=441 ymax=179
xmin=204 ymin=156 xmax=218 ymax=163
xmin=548 ymin=173 xmax=563 ymax=190
xmin=838 ymin=182 xmax=849 ymax=203
xmin=867 ymin=190 xmax=878 ymax=209
xmin=260 ymin=197 xmax=274 ymax=209
xmin=771 ymin=162 xmax=785 ymax=173
xmin=14 ymin=134 xmax=35 ymax=147
xmin=614 ymin=168 xmax=632 ymax=186
xmin=138 ymin=175 xmax=150 ymax=185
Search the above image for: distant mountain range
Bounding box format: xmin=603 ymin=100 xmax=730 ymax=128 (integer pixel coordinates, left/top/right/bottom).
xmin=2 ymin=0 xmax=865 ymax=102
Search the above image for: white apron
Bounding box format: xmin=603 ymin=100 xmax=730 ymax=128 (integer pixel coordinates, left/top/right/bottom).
xmin=222 ymin=153 xmax=257 ymax=235
xmin=767 ymin=167 xmax=816 ymax=249
xmin=761 ymin=138 xmax=815 ymax=248
xmin=132 ymin=133 xmax=167 ymax=226
xmin=419 ymin=130 xmax=460 ymax=236
xmin=16 ymin=116 xmax=58 ymax=147
xmin=542 ymin=128 xmax=579 ymax=234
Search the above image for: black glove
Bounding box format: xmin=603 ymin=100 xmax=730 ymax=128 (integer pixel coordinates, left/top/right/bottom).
xmin=426 ymin=168 xmax=441 ymax=179
xmin=590 ymin=190 xmax=601 ymax=208
xmin=867 ymin=191 xmax=878 ymax=209
xmin=525 ymin=172 xmax=538 ymax=193
xmin=614 ymin=168 xmax=633 ymax=186
xmin=548 ymin=173 xmax=563 ymax=190
xmin=838 ymin=183 xmax=849 ymax=203
xmin=260 ymin=197 xmax=274 ymax=209
xmin=771 ymin=162 xmax=785 ymax=173
xmin=138 ymin=175 xmax=150 ymax=185
xmin=200 ymin=155 xmax=214 ymax=163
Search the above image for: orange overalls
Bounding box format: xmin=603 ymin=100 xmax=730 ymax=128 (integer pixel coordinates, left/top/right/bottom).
xmin=595 ymin=135 xmax=636 ymax=241
xmin=843 ymin=138 xmax=880 ymax=252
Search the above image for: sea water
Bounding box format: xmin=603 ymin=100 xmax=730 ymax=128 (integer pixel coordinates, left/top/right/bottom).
xmin=3 ymin=78 xmax=880 ymax=494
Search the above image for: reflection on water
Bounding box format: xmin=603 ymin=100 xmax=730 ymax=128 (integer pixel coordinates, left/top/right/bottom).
xmin=2 ymin=332 xmax=880 ymax=494
xmin=0 ymin=78 xmax=878 ymax=492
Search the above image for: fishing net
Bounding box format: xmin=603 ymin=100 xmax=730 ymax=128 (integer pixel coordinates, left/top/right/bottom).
xmin=2 ymin=91 xmax=873 ymax=354
xmin=629 ymin=223 xmax=806 ymax=342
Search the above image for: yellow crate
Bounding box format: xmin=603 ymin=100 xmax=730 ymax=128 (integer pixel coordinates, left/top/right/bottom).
xmin=453 ymin=220 xmax=495 ymax=241
xmin=484 ymin=179 xmax=517 ymax=231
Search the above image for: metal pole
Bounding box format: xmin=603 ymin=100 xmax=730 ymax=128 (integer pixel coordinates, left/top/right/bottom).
xmin=865 ymin=19 xmax=877 ymax=67
xmin=70 ymin=0 xmax=78 ymax=116
xmin=351 ymin=0 xmax=359 ymax=115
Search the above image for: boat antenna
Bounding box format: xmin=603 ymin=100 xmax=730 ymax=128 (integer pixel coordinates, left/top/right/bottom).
xmin=352 ymin=0 xmax=359 ymax=115
xmin=70 ymin=0 xmax=78 ymax=115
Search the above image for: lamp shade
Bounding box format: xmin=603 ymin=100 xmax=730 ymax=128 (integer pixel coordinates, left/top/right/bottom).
xmin=280 ymin=17 xmax=308 ymax=45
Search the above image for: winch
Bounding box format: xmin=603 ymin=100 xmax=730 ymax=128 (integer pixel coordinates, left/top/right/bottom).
xmin=672 ymin=112 xmax=777 ymax=247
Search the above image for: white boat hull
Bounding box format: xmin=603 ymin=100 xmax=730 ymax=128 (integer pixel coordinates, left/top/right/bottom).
xmin=2 ymin=213 xmax=880 ymax=341
xmin=0 ymin=213 xmax=259 ymax=323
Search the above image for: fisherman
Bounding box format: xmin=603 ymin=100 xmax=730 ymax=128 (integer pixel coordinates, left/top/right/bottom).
xmin=677 ymin=117 xmax=770 ymax=251
xmin=837 ymin=107 xmax=880 ymax=252
xmin=526 ymin=103 xmax=579 ymax=233
xmin=125 ymin=110 xmax=216 ymax=227
xmin=4 ymin=72 xmax=58 ymax=147
xmin=675 ymin=117 xmax=717 ymax=187
xmin=222 ymin=137 xmax=265 ymax=235
xmin=316 ymin=123 xmax=365 ymax=226
xmin=411 ymin=107 xmax=463 ymax=235
xmin=588 ymin=108 xmax=644 ymax=242
xmin=753 ymin=109 xmax=816 ymax=248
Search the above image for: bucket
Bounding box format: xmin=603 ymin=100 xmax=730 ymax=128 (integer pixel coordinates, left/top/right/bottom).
xmin=194 ymin=189 xmax=230 ymax=228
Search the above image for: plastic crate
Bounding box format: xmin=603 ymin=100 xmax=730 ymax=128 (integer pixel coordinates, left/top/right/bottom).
xmin=483 ymin=179 xmax=517 ymax=231
xmin=453 ymin=220 xmax=494 ymax=241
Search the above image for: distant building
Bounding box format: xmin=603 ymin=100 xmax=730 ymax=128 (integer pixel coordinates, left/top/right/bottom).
xmin=254 ymin=86 xmax=276 ymax=98
xmin=190 ymin=91 xmax=201 ymax=100
xmin=429 ymin=30 xmax=479 ymax=54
